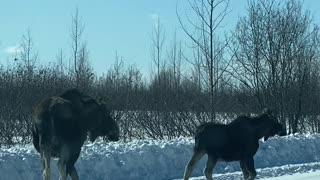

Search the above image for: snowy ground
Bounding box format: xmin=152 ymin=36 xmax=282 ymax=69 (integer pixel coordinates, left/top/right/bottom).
xmin=264 ymin=170 xmax=320 ymax=180
xmin=0 ymin=133 xmax=320 ymax=180
xmin=181 ymin=163 xmax=320 ymax=180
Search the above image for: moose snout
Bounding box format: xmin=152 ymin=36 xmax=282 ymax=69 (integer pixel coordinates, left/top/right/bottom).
xmin=108 ymin=129 xmax=120 ymax=141
xmin=277 ymin=129 xmax=286 ymax=136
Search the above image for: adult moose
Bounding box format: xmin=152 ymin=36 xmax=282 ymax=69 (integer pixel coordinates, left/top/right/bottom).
xmin=183 ymin=109 xmax=284 ymax=180
xmin=32 ymin=89 xmax=120 ymax=180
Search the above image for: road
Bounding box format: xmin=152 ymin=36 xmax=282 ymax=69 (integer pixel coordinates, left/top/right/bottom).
xmin=179 ymin=170 xmax=320 ymax=180
xmin=263 ymin=170 xmax=320 ymax=180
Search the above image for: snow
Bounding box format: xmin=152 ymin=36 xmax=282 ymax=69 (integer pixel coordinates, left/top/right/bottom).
xmin=0 ymin=133 xmax=320 ymax=180
xmin=264 ymin=170 xmax=320 ymax=180
xmin=182 ymin=162 xmax=320 ymax=180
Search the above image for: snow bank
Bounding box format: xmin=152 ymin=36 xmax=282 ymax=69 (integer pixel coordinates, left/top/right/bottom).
xmin=263 ymin=169 xmax=320 ymax=180
xmin=185 ymin=163 xmax=320 ymax=180
xmin=1 ymin=133 xmax=320 ymax=180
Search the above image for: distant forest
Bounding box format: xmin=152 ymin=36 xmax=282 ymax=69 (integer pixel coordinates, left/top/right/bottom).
xmin=1 ymin=0 xmax=320 ymax=146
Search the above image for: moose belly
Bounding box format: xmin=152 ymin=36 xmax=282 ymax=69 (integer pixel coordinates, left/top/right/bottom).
xmin=50 ymin=136 xmax=62 ymax=158
xmin=207 ymin=147 xmax=243 ymax=162
xmin=219 ymin=151 xmax=242 ymax=162
xmin=49 ymin=135 xmax=84 ymax=158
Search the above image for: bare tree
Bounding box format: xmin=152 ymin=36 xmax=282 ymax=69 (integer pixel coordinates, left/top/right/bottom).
xmin=167 ymin=31 xmax=183 ymax=89
xmin=150 ymin=17 xmax=166 ymax=88
xmin=70 ymin=7 xmax=91 ymax=88
xmin=177 ymin=0 xmax=230 ymax=121
xmin=20 ymin=29 xmax=38 ymax=73
xmin=56 ymin=49 xmax=65 ymax=73
xmin=231 ymin=0 xmax=320 ymax=133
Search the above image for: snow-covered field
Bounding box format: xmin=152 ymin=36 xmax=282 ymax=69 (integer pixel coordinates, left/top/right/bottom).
xmin=1 ymin=133 xmax=320 ymax=180
xmin=264 ymin=170 xmax=320 ymax=180
xmin=183 ymin=163 xmax=320 ymax=180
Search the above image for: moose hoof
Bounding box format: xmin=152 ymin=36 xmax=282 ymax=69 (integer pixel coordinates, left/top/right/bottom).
xmin=43 ymin=171 xmax=50 ymax=180
xmin=246 ymin=176 xmax=256 ymax=180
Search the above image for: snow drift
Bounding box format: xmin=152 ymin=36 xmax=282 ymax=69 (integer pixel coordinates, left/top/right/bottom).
xmin=1 ymin=133 xmax=320 ymax=180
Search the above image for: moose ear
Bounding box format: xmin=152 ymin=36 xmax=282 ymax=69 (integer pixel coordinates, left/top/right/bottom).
xmin=262 ymin=108 xmax=272 ymax=115
xmin=81 ymin=95 xmax=93 ymax=103
xmin=98 ymin=98 xmax=108 ymax=105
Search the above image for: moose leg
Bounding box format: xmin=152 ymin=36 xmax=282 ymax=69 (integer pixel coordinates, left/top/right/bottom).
xmin=183 ymin=150 xmax=205 ymax=180
xmin=67 ymin=165 xmax=79 ymax=180
xmin=67 ymin=152 xmax=80 ymax=180
xmin=41 ymin=150 xmax=51 ymax=180
xmin=203 ymin=155 xmax=217 ymax=180
xmin=240 ymin=160 xmax=249 ymax=179
xmin=244 ymin=157 xmax=256 ymax=180
xmin=58 ymin=145 xmax=71 ymax=180
xmin=58 ymin=159 xmax=67 ymax=180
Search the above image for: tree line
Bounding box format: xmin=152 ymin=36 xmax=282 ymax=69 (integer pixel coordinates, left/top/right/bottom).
xmin=1 ymin=0 xmax=320 ymax=146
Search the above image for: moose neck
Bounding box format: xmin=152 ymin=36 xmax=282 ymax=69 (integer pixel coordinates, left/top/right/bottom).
xmin=252 ymin=115 xmax=269 ymax=140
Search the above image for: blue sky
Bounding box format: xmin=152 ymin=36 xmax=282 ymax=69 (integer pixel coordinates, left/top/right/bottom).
xmin=0 ymin=0 xmax=319 ymax=75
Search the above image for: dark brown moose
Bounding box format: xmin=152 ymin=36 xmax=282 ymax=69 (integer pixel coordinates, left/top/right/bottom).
xmin=183 ymin=109 xmax=284 ymax=180
xmin=32 ymin=89 xmax=120 ymax=180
